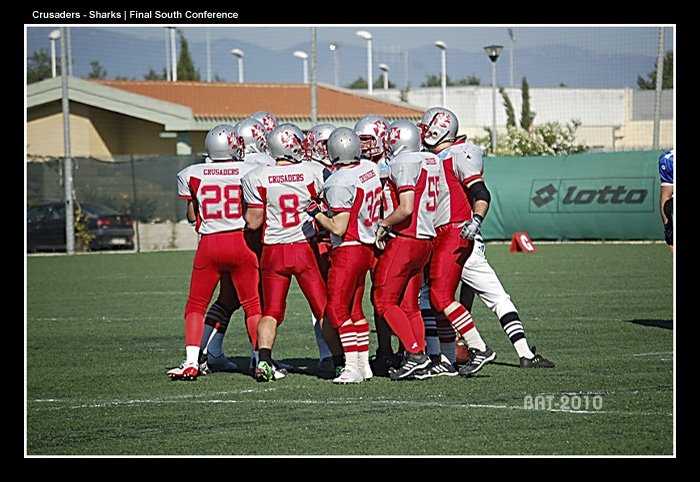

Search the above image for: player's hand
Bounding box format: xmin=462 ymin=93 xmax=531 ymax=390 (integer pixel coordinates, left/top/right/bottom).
xmin=460 ymin=214 xmax=483 ymax=240
xmin=306 ymin=201 xmax=323 ymax=219
xmin=375 ymin=223 xmax=391 ymax=250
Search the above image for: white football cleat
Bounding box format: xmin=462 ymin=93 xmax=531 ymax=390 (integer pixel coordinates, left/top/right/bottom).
xmin=332 ymin=366 xmax=364 ymax=384
xmin=359 ymin=361 xmax=373 ymax=381
xmin=167 ymin=361 xmax=200 ymax=381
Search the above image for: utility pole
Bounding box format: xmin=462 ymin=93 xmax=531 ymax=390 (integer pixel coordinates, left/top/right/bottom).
xmin=164 ymin=27 xmax=171 ymax=81
xmin=169 ymin=27 xmax=177 ymax=82
xmin=60 ymin=27 xmax=74 ymax=254
xmin=66 ymin=27 xmax=73 ymax=76
xmin=310 ymin=28 xmax=318 ymax=123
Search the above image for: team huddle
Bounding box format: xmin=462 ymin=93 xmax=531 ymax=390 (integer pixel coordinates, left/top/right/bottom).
xmin=168 ymin=108 xmax=554 ymax=383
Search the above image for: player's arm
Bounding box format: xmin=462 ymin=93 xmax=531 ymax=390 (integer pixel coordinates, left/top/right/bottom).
xmin=467 ymin=181 xmax=491 ymax=220
xmin=186 ymin=201 xmax=196 ymax=224
xmin=660 ymin=185 xmax=673 ymax=226
xmin=380 ymin=190 xmax=414 ymax=228
xmin=245 ymin=207 xmax=264 ymax=230
xmin=313 ymin=210 xmax=351 ymax=236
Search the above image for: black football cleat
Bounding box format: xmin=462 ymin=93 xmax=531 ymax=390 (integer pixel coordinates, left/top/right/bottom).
xmin=458 ymin=346 xmax=496 ymax=377
xmin=369 ymin=351 xmax=397 ymax=377
xmin=389 ymin=353 xmax=431 ymax=381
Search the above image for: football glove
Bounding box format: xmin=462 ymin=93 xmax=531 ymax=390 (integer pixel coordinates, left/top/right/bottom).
xmin=306 ymin=200 xmax=323 ymax=219
xmin=375 ymin=224 xmax=391 ymax=250
xmin=460 ymin=214 xmax=483 ymax=240
xmin=664 ymin=220 xmax=673 ymax=246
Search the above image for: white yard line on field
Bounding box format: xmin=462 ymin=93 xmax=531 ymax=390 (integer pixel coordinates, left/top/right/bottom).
xmin=632 ymin=352 xmax=674 ymax=357
xmin=30 ymin=395 xmax=671 ymax=417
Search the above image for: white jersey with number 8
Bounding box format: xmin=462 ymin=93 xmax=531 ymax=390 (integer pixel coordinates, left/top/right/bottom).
xmin=177 ymin=161 xmax=259 ymax=235
xmin=387 ymin=151 xmax=442 ymax=239
xmin=323 ymin=159 xmax=383 ymax=248
xmin=242 ymin=162 xmax=325 ymax=244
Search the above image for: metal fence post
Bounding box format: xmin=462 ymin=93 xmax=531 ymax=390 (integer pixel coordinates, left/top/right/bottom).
xmin=129 ymin=155 xmax=141 ymax=253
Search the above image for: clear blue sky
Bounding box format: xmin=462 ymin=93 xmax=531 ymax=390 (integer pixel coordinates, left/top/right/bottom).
xmin=99 ymin=25 xmax=673 ymax=55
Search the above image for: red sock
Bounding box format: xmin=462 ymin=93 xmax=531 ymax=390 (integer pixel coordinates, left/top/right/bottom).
xmin=407 ymin=311 xmax=426 ymax=353
xmin=184 ymin=312 xmax=205 ymax=347
xmin=338 ymin=321 xmax=358 ymax=354
xmin=446 ymin=305 xmax=475 ymax=337
xmin=245 ymin=314 xmax=261 ymax=349
xmin=382 ymin=306 xmax=420 ymax=354
xmin=355 ymin=323 xmax=370 ymax=353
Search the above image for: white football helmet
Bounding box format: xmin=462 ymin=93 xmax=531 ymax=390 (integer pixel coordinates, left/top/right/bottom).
xmin=388 ymin=120 xmax=422 ymax=156
xmin=418 ymin=107 xmax=459 ymax=148
xmin=354 ymin=115 xmax=389 ymax=162
xmin=267 ymin=125 xmax=306 ymax=162
xmin=235 ymin=118 xmax=268 ymax=154
xmin=304 ymin=123 xmax=336 ymax=166
xmin=204 ymin=124 xmax=244 ymax=161
xmin=250 ymin=111 xmax=278 ymax=134
xmin=326 ymin=128 xmax=362 ymax=166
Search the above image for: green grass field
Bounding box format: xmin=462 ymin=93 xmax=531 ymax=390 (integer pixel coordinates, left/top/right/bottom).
xmin=26 ymin=244 xmax=673 ymax=456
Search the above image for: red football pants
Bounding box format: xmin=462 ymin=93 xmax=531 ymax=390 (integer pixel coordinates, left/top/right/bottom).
xmin=326 ymin=244 xmax=374 ymax=329
xmin=429 ymin=224 xmax=473 ymax=312
xmin=261 ymin=242 xmax=327 ymax=322
xmin=373 ymin=236 xmax=433 ymax=354
xmin=184 ymin=230 xmax=261 ymax=346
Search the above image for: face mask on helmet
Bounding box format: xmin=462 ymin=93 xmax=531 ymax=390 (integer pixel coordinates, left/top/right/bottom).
xmin=420 ymin=109 xmax=458 ymax=147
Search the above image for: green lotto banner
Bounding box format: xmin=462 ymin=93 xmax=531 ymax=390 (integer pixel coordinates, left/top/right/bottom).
xmin=479 ymin=151 xmax=664 ymax=240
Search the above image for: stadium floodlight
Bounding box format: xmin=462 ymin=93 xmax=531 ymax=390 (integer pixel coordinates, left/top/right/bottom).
xmin=329 ymin=42 xmax=340 ymax=86
xmin=49 ymin=29 xmax=61 ymax=78
xmin=293 ymin=50 xmax=309 ymax=84
xmin=484 ymin=45 xmax=504 ymax=152
xmin=231 ymin=48 xmax=245 ymax=83
xmin=378 ymin=63 xmax=390 ymax=90
xmin=355 ymin=30 xmax=373 ymax=95
xmin=435 ymin=41 xmax=447 ymax=107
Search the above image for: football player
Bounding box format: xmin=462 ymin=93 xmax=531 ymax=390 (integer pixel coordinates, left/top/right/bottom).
xmin=353 ymin=115 xmax=403 ymax=375
xmin=372 ymin=127 xmax=443 ymax=381
xmin=242 ymin=124 xmax=327 ymax=382
xmin=304 ymin=123 xmax=345 ymax=375
xmin=168 ymin=125 xmax=263 ymax=381
xmin=416 ymin=108 xmax=496 ymax=377
xmin=659 ymin=149 xmax=674 ymax=251
xmin=308 ymin=128 xmax=382 ymax=383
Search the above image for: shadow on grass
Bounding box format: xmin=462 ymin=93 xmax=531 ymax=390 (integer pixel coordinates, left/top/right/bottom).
xmin=627 ymin=319 xmax=673 ymax=330
xmin=222 ymin=356 xmax=331 ymax=379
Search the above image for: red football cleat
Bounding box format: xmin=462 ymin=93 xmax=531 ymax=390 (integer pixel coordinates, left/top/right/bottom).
xmin=167 ymin=362 xmax=200 ymax=381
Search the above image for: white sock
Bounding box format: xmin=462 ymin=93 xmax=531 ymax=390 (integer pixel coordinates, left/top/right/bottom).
xmin=514 ymin=339 xmax=535 ymax=359
xmin=358 ymin=350 xmax=370 ymax=368
xmin=441 ymin=341 xmax=457 ymax=365
xmin=462 ymin=327 xmax=487 ymax=352
xmin=186 ymin=346 xmax=200 ymax=365
xmin=313 ymin=316 xmax=333 ymax=360
xmin=344 ymin=351 xmax=359 ymax=372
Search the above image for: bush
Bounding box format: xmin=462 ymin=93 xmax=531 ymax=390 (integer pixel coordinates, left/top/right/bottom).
xmin=473 ymin=120 xmax=588 ymax=157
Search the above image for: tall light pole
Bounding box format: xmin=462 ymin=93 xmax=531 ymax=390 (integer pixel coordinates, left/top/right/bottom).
xmin=378 ymin=64 xmax=390 ymax=90
xmin=435 ymin=40 xmax=447 ymax=107
xmin=329 ymin=42 xmax=339 ymax=86
xmin=508 ymin=28 xmax=516 ymax=88
xmin=164 ymin=27 xmax=171 ymax=81
xmin=49 ymin=29 xmax=61 ymax=78
xmin=168 ymin=27 xmax=177 ymax=82
xmin=310 ymin=28 xmax=318 ymax=123
xmin=293 ymin=50 xmax=309 ymax=84
xmin=484 ymin=45 xmax=503 ymax=153
xmin=652 ymin=27 xmax=665 ymax=149
xmin=60 ymin=27 xmax=74 ymax=254
xmin=65 ymin=27 xmax=73 ymax=76
xmin=356 ymin=30 xmax=373 ymax=95
xmin=231 ymin=49 xmax=244 ymax=83
xmin=206 ymin=28 xmax=212 ymax=82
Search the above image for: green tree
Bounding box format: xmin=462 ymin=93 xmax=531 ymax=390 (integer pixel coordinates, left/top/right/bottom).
xmin=520 ymin=76 xmax=536 ymax=131
xmin=455 ymin=75 xmax=481 ymax=86
xmin=144 ymin=67 xmax=167 ymax=80
xmin=499 ymin=87 xmax=517 ymax=128
xmin=637 ymin=50 xmax=673 ymax=89
xmin=27 ymin=49 xmax=54 ymax=84
xmin=176 ymin=30 xmax=200 ymax=81
xmin=86 ymin=60 xmax=107 ymax=79
xmin=373 ymin=77 xmax=396 ymax=89
xmin=346 ymin=76 xmax=368 ymax=89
